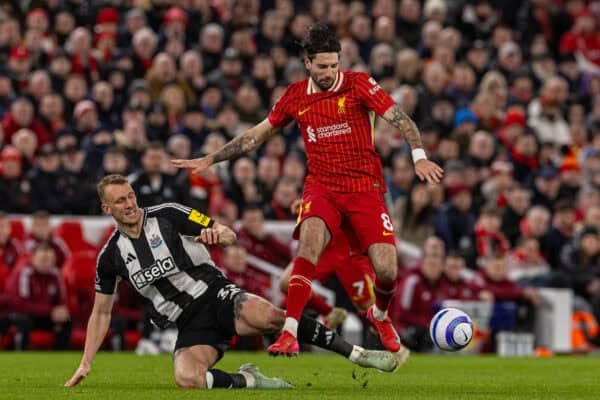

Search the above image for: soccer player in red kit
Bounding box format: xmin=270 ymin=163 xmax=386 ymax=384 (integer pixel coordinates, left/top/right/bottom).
xmin=173 ymin=23 xmax=443 ymax=355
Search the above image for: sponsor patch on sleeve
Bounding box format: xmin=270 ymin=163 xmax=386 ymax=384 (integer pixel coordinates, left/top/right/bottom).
xmin=188 ymin=209 xmax=212 ymax=227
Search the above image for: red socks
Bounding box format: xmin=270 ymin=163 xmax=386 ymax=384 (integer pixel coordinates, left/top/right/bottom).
xmin=374 ymin=277 xmax=396 ymax=313
xmin=286 ymin=257 xmax=316 ymax=320
xmin=307 ymin=292 xmax=333 ymax=316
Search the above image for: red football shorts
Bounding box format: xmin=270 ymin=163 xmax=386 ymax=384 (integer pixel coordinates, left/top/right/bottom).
xmin=294 ymin=180 xmax=396 ymax=252
xmin=315 ymin=230 xmax=375 ymax=306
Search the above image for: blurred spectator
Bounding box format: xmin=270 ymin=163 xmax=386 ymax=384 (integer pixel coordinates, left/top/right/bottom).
xmin=392 ymin=247 xmax=445 ymax=352
xmin=394 ymin=180 xmax=435 ymax=248
xmin=559 ymin=8 xmax=600 ymax=74
xmin=545 ymin=200 xmax=576 ymax=268
xmin=226 ymin=157 xmax=258 ymax=212
xmin=440 ymin=251 xmax=492 ymax=301
xmin=256 ymin=156 xmax=281 ymax=206
xmin=519 ymin=207 xmax=552 ymax=261
xmin=560 ymin=226 xmax=600 ymax=305
xmin=207 ymin=47 xmax=243 ymax=102
xmin=434 ymin=184 xmax=476 ymax=253
xmin=0 ymin=146 xmax=32 ymax=213
xmin=5 ymin=243 xmax=71 ymax=350
xmin=24 ymin=211 xmax=69 ymax=268
xmin=0 ymin=211 xmax=22 ymax=269
xmin=386 ymin=153 xmax=415 ymax=203
xmin=236 ymin=203 xmax=291 ymax=268
xmin=27 ymin=143 xmax=62 ymax=214
xmin=146 ymin=52 xmax=194 ymax=106
xmin=507 ymin=236 xmax=551 ymax=285
xmin=221 ymin=244 xmax=268 ymax=299
xmin=176 ymin=106 xmax=208 ymax=150
xmin=474 ymin=206 xmax=510 ymax=267
xmin=38 ymin=93 xmax=66 ymax=136
xmin=2 ymin=97 xmax=50 ymax=147
xmin=56 ymin=137 xmax=97 ymax=215
xmin=263 ymin=177 xmax=298 ymax=221
xmin=129 ymin=142 xmax=186 ymax=207
xmin=502 ymin=184 xmax=532 ymax=246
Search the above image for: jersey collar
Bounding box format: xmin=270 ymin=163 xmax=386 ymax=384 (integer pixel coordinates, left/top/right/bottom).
xmin=307 ymin=71 xmax=344 ymax=95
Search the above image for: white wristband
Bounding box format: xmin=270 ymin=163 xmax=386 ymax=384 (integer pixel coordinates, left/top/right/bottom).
xmin=411 ymin=148 xmax=427 ymax=163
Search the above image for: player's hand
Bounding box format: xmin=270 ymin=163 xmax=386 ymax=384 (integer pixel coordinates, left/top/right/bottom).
xmin=64 ymin=363 xmax=90 ymax=387
xmin=478 ymin=290 xmax=494 ymax=303
xmin=195 ymin=223 xmax=237 ymax=246
xmin=171 ymin=156 xmax=213 ymax=175
xmin=415 ymin=159 xmax=444 ymax=184
xmin=291 ymin=199 xmax=303 ymax=215
xmin=51 ymin=305 xmax=70 ymax=323
xmin=523 ymin=287 xmax=542 ymax=306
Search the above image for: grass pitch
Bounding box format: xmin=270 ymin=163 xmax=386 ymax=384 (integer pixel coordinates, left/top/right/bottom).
xmin=1 ymin=351 xmax=599 ymax=400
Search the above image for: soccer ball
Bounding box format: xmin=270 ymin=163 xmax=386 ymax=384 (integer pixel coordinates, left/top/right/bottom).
xmin=429 ymin=308 xmax=473 ymax=351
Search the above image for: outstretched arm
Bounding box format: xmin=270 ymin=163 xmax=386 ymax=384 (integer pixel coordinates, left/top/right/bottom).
xmin=172 ymin=118 xmax=279 ymax=174
xmin=64 ymin=293 xmax=114 ymax=387
xmin=382 ymin=103 xmax=444 ymax=183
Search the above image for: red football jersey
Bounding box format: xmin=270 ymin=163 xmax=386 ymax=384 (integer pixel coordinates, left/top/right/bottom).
xmin=268 ymin=71 xmax=395 ymax=192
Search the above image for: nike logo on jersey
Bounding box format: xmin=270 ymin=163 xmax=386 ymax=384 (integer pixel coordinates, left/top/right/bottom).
xmin=382 ymin=231 xmax=394 ymax=237
xmin=298 ymin=107 xmax=310 ymax=116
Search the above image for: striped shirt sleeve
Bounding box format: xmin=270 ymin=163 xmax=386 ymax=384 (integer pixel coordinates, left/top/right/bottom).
xmin=146 ymin=202 xmax=214 ymax=236
xmin=354 ymin=73 xmax=395 ymax=116
xmin=95 ymin=247 xmax=117 ymax=294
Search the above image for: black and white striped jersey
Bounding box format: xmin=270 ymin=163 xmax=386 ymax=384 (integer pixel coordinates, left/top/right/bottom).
xmin=95 ymin=202 xmax=224 ymax=328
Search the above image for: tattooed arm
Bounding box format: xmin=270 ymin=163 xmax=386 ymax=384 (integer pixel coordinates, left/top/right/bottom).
xmin=381 ymin=103 xmax=423 ymax=151
xmin=381 ymin=103 xmax=444 ymax=183
xmin=171 ymin=118 xmax=278 ymax=174
xmin=212 ymin=119 xmax=279 ymax=163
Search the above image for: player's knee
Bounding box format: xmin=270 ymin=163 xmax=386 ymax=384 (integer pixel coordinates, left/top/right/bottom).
xmin=369 ymin=248 xmax=398 ymax=282
xmin=175 ymin=368 xmax=207 ymax=389
xmin=296 ymin=245 xmax=322 ymax=265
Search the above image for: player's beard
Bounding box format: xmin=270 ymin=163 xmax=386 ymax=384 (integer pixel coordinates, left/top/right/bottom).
xmin=312 ymin=73 xmax=335 ymax=91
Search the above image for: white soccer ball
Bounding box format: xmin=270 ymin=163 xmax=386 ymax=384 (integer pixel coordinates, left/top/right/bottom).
xmin=429 ymin=307 xmax=473 ymax=351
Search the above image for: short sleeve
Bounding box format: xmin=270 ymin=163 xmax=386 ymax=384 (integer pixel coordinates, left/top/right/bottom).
xmin=146 ymin=202 xmax=214 ymax=236
xmin=267 ymin=87 xmax=294 ymax=128
xmin=354 ymin=73 xmax=395 ymax=116
xmin=95 ymin=249 xmax=118 ymax=294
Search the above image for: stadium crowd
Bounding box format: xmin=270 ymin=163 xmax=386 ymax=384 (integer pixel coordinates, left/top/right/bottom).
xmin=2 ymin=0 xmax=600 ymax=352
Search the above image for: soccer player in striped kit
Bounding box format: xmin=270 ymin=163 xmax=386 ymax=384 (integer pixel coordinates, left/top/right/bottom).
xmin=173 ymin=23 xmax=443 ymax=356
xmin=65 ymin=175 xmax=403 ymax=390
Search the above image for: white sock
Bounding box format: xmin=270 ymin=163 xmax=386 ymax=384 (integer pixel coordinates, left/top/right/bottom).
xmin=205 ymin=371 xmax=214 ymax=389
xmin=372 ymin=304 xmax=387 ymax=321
xmin=283 ymin=317 xmax=299 ymax=337
xmin=239 ymin=371 xmax=256 ymax=388
xmin=348 ymin=345 xmax=364 ymax=362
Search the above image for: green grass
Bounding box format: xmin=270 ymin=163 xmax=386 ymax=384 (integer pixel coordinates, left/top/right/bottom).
xmin=1 ymin=352 xmax=599 ymax=399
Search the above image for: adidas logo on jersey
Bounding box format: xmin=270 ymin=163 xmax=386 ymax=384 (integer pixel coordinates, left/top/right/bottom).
xmin=125 ymin=253 xmax=137 ymax=264
xmin=131 ymin=256 xmax=176 ymax=289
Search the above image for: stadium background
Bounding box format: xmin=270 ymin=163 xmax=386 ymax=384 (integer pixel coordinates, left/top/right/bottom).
xmin=1 ymin=0 xmax=600 ymax=356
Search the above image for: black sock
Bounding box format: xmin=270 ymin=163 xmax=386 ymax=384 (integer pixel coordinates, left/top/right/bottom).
xmin=207 ymin=369 xmax=247 ymax=389
xmin=298 ymin=315 xmax=354 ymax=357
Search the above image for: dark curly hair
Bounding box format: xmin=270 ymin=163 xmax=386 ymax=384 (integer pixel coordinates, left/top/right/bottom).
xmin=302 ymin=22 xmax=341 ymax=60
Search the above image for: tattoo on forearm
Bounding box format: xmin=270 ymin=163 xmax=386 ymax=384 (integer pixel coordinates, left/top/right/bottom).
xmin=212 ymin=127 xmax=277 ymax=163
xmin=212 ymin=135 xmax=256 ymax=163
xmin=383 ymin=104 xmax=423 ymax=150
xmin=233 ymin=292 xmax=249 ymax=320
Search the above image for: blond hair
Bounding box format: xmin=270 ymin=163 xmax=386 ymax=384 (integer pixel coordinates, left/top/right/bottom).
xmin=97 ymin=174 xmax=129 ymax=202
